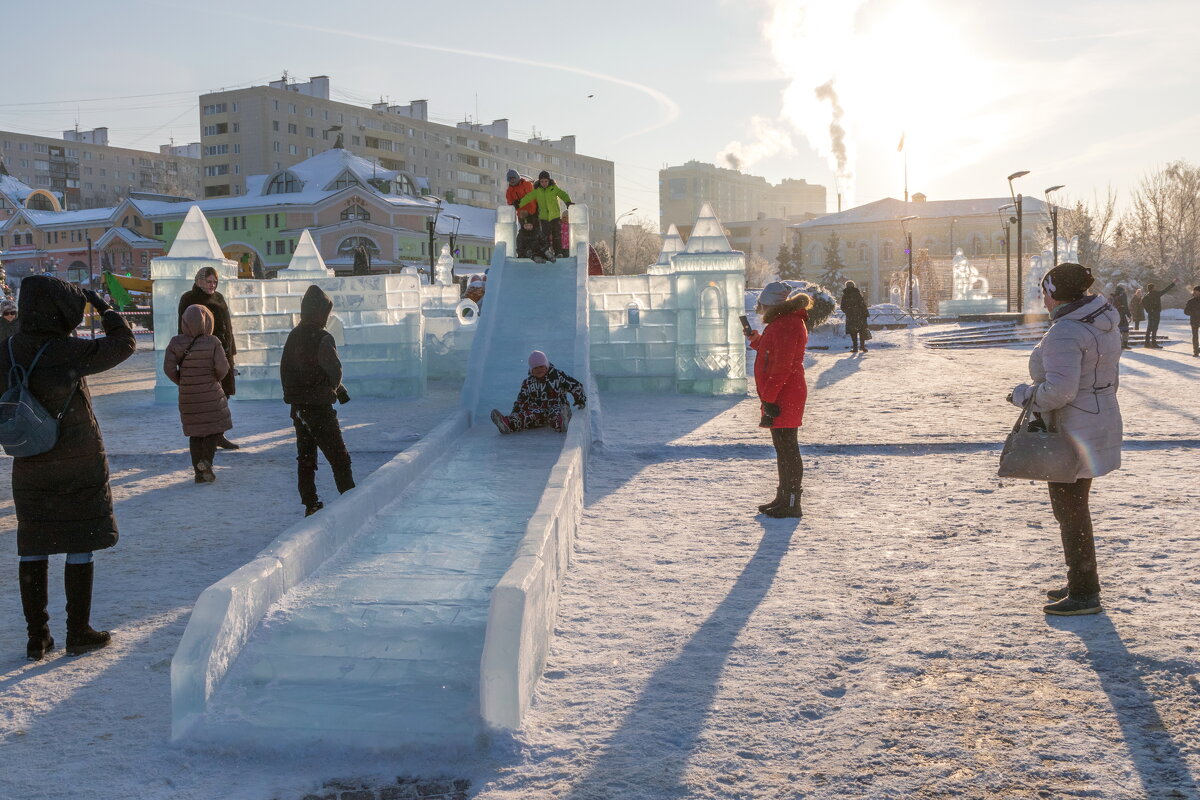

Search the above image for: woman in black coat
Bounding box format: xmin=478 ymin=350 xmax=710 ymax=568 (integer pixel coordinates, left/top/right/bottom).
xmin=177 ymin=266 xmax=239 ymax=449
xmin=839 ymin=280 xmax=871 ymax=353
xmin=2 ymin=276 xmax=136 ymax=659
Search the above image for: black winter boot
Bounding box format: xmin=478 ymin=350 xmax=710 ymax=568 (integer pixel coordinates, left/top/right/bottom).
xmin=64 ymin=562 xmax=111 ymax=655
xmin=1046 ymin=586 xmax=1070 ymax=601
xmin=19 ymin=560 xmax=54 ymax=660
xmin=217 ymin=435 xmax=240 ymax=450
xmin=758 ymin=485 xmax=785 ymax=513
xmin=764 ymin=488 xmax=803 ymax=518
xmin=1043 ymin=593 xmax=1102 ymax=616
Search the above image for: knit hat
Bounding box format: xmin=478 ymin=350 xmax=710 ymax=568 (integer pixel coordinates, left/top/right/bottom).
xmin=467 ymin=278 xmax=485 ymax=289
xmin=528 ymin=350 xmax=549 ymax=369
xmin=506 ymin=169 xmax=519 ymax=181
xmin=1041 ymin=262 xmax=1093 ymax=302
xmin=538 ymin=170 xmax=550 ymax=180
xmin=1 ymin=299 xmax=15 ymax=313
xmin=757 ymin=281 xmax=794 ymax=307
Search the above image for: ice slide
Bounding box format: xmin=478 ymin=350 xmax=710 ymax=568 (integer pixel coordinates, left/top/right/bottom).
xmin=172 ymin=207 xmax=593 ymax=749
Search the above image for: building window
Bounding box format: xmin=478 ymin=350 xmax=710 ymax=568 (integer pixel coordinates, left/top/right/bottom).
xmin=341 ymin=204 xmax=371 ymax=221
xmin=154 ymin=222 xmax=164 ymax=235
xmin=332 ymin=174 xmax=360 ymax=190
xmin=266 ymin=171 xmax=301 ymax=194
xmin=337 ymin=236 xmax=380 ymax=259
xmin=273 ymin=141 xmax=281 ymax=152
xmin=202 ymin=103 xmax=227 ymax=115
xmin=288 ymin=144 xmax=298 ymax=155
xmin=287 ymin=123 xmax=298 ymax=135
xmin=265 ymin=241 xmax=272 ymax=255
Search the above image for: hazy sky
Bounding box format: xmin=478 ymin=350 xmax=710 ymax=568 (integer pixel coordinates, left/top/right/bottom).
xmin=3 ymin=0 xmax=1198 ymax=227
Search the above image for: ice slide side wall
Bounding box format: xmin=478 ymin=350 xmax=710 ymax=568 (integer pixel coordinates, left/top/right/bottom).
xmin=170 ymin=409 xmax=470 ymax=741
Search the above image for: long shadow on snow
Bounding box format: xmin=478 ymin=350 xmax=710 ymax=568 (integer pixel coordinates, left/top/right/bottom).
xmin=1048 ymin=614 xmax=1199 ymax=797
xmin=561 ymin=521 xmax=796 ymax=800
xmin=811 ymin=351 xmax=864 ymax=391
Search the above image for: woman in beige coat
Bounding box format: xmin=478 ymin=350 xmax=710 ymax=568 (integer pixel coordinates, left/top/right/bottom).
xmin=164 ymin=304 xmax=232 ymax=483
xmin=1008 ymin=263 xmax=1122 ymax=616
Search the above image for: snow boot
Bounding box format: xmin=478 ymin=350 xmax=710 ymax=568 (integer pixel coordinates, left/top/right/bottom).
xmin=19 ymin=560 xmax=54 ymax=661
xmin=64 ymin=562 xmax=111 ymax=655
xmin=860 ymin=345 xmax=868 ymax=353
xmin=304 ymin=501 xmax=324 ymax=517
xmin=758 ymin=485 xmax=786 ymax=513
xmin=1046 ymin=586 xmax=1070 ymax=601
xmin=545 ymin=248 xmax=557 ymax=263
xmin=491 ymin=409 xmax=513 ymax=434
xmin=531 ymin=253 xmax=547 ymax=264
xmin=194 ymin=459 xmax=216 ymax=483
xmin=552 ymin=403 xmax=573 ymax=433
xmin=764 ymin=489 xmax=803 ymax=518
xmin=1043 ymin=593 xmax=1102 ymax=616
xmin=217 ymin=435 xmax=240 ymax=450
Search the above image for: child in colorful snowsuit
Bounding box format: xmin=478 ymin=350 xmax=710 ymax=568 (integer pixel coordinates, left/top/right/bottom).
xmin=491 ymin=350 xmax=586 ymax=434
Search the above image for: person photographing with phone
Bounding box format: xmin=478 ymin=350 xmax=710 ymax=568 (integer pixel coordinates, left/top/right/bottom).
xmin=745 ymin=281 xmax=812 ymax=518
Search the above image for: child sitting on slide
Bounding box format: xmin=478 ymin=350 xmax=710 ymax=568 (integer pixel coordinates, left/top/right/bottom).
xmin=491 ymin=350 xmax=586 ymax=434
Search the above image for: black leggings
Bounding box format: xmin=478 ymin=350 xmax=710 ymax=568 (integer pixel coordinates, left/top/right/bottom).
xmin=1048 ymin=478 xmax=1100 ymax=595
xmin=189 ymin=434 xmax=219 ymax=467
xmin=771 ymin=427 xmax=803 ymax=490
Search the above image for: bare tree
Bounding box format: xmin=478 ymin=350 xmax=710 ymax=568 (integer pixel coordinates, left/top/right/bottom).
xmin=614 ymin=218 xmax=662 ymax=275
xmin=745 ymin=253 xmax=775 ymax=288
xmin=1123 ymin=160 xmax=1200 ymax=287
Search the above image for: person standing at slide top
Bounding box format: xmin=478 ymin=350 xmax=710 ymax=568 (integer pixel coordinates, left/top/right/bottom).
xmin=748 ymin=281 xmax=811 ymax=519
xmin=177 ymin=266 xmax=240 ymax=449
xmin=518 ymin=171 xmax=573 ymax=260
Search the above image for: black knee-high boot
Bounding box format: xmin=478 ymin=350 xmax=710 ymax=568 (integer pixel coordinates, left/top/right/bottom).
xmin=64 ymin=562 xmax=111 ymax=655
xmin=19 ymin=560 xmax=54 ymax=660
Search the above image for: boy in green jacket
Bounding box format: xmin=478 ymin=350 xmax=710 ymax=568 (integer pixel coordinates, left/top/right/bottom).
xmin=518 ymin=170 xmax=573 ymax=260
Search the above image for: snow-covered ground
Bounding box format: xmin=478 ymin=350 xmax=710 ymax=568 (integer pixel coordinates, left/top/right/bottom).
xmin=3 ymin=321 xmax=1199 ymax=799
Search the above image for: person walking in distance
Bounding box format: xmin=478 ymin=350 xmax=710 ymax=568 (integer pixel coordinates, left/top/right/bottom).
xmin=1109 ymin=284 xmax=1132 ymax=350
xmin=1130 ymin=288 xmax=1144 ymax=331
xmin=178 ymin=266 xmax=240 ymax=449
xmin=2 ymin=276 xmax=136 ymax=658
xmin=280 ymin=286 xmax=355 ymax=517
xmin=747 ymin=281 xmax=811 ymax=519
xmin=1185 ymin=285 xmax=1200 ymax=357
xmin=1141 ymin=280 xmax=1177 ymax=348
xmin=1007 ymin=263 xmax=1122 ymax=616
xmin=163 ymin=304 xmax=232 ymax=483
xmin=839 ymin=280 xmax=870 ymax=354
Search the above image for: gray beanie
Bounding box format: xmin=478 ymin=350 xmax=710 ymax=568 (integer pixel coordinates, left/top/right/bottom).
xmin=757 ymin=281 xmax=794 ymax=307
xmin=506 ymin=169 xmax=519 ymax=181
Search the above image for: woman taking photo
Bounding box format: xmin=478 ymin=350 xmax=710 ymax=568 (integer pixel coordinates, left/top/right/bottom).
xmin=1008 ymin=263 xmax=1122 ymax=615
xmin=748 ymin=281 xmax=811 ymax=519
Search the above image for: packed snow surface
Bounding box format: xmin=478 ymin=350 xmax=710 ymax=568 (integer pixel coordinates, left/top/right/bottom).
xmin=3 ymin=321 xmax=1199 ymax=799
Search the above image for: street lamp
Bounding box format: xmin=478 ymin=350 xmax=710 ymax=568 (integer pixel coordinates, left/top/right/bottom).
xmin=1007 ymin=170 xmax=1030 ymax=313
xmin=1044 ymin=184 xmax=1065 ymax=266
xmin=612 ymin=207 xmax=638 ymax=275
xmin=424 ymin=196 xmax=443 ymax=277
xmin=899 ymin=215 xmax=918 ymax=314
xmin=998 ymin=204 xmax=1015 ymax=312
xmin=444 ymin=214 xmax=462 ymax=259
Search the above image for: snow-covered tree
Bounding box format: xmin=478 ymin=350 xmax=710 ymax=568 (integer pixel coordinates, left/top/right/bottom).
xmin=819 ymin=232 xmax=847 ymax=288
xmin=1122 ymin=160 xmax=1200 ymax=288
xmin=745 ymin=253 xmax=775 ymax=288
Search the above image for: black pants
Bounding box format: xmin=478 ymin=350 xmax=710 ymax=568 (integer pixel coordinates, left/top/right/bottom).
xmin=771 ymin=427 xmax=803 ymax=492
xmin=537 ymin=218 xmax=567 ymax=257
xmin=1191 ymin=321 xmax=1199 ymax=355
xmin=1145 ymin=310 xmax=1162 ymax=345
xmin=515 ymin=224 xmax=540 ymax=258
xmin=291 ymin=404 xmax=355 ymax=506
xmin=1048 ymin=478 xmax=1099 ymax=596
xmin=188 ymin=434 xmax=219 ymax=468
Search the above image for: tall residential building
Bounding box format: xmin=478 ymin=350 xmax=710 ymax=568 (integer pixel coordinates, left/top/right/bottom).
xmin=659 ymin=161 xmax=826 ymax=233
xmin=196 ymin=75 xmax=616 ymax=240
xmin=0 ymin=127 xmax=201 ymax=210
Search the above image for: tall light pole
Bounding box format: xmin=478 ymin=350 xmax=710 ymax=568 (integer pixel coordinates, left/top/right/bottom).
xmin=998 ymin=204 xmax=1015 ymax=312
xmin=613 ymin=207 xmax=637 ymax=275
xmin=444 ymin=214 xmax=461 ymax=259
xmin=1044 ymin=184 xmax=1065 ymax=266
xmin=1007 ymin=170 xmax=1030 ymax=313
xmin=425 ymin=196 xmax=443 ymax=276
xmin=899 ymin=215 xmax=918 ymax=314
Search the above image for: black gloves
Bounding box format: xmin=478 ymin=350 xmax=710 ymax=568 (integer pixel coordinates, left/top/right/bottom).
xmin=84 ymin=289 xmax=111 ymax=314
xmin=574 ymin=399 xmax=586 ymax=409
xmin=759 ymin=401 xmax=781 ymax=428
xmin=336 ymin=385 xmax=351 ymax=404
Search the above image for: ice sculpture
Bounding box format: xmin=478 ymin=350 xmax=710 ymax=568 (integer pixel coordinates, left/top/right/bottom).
xmin=938 ymin=248 xmax=1005 ymax=316
xmin=276 ymin=230 xmax=334 ymax=279
xmin=1024 ymin=253 xmax=1050 ymax=314
xmin=434 ymin=244 xmax=454 ymax=286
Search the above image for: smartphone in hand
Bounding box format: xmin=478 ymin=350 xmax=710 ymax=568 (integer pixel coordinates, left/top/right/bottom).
xmin=739 ymin=314 xmax=753 ymax=337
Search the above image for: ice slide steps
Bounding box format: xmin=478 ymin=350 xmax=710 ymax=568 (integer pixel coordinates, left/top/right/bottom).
xmin=188 ymin=256 xmax=588 ymax=749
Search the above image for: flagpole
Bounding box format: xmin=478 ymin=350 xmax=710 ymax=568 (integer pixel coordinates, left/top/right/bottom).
xmin=904 ymin=151 xmax=909 ymax=203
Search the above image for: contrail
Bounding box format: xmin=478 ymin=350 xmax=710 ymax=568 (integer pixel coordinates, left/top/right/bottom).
xmin=251 ymin=18 xmax=679 ymax=143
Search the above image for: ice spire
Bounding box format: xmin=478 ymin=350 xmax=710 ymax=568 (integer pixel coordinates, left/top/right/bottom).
xmin=683 ymin=204 xmax=733 ymax=253
xmin=167 ymin=206 xmax=224 ymax=260
xmin=656 ymin=224 xmax=685 ymax=266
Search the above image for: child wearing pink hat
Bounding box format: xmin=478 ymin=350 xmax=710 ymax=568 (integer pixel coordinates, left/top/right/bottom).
xmin=491 ymin=350 xmax=586 ymax=434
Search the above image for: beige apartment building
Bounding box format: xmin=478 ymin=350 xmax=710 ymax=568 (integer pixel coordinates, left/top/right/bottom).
xmin=196 ymin=75 xmax=617 ymax=240
xmin=0 ymin=127 xmax=201 ymax=210
xmin=659 ymin=161 xmax=827 ymax=233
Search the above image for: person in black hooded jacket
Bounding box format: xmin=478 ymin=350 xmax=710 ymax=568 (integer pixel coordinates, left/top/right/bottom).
xmin=839 ymin=280 xmax=870 ymax=353
xmin=178 ymin=266 xmax=239 ymax=449
xmin=280 ymin=285 xmax=355 ymax=516
xmin=1 ymin=275 xmax=136 ymax=659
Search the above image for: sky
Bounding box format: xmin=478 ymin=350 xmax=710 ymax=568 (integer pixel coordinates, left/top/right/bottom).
xmin=2 ymin=0 xmax=1198 ymax=229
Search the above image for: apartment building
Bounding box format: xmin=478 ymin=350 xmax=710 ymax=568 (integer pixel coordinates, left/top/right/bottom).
xmin=197 ymin=75 xmax=616 ymax=239
xmin=0 ymin=127 xmax=201 ymax=210
xmin=659 ymin=161 xmax=827 ymax=233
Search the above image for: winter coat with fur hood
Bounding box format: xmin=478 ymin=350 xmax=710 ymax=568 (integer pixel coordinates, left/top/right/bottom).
xmin=751 ymin=296 xmax=809 ymax=429
xmin=1009 ymin=293 xmax=1123 ymax=480
xmin=164 ymin=304 xmax=231 ymax=437
xmin=0 ymin=275 xmax=136 ymax=556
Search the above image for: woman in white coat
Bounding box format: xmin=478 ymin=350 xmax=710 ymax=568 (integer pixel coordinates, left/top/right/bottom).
xmin=1008 ymin=263 xmax=1122 ymax=616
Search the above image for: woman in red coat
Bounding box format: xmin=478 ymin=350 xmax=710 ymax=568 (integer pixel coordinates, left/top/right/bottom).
xmin=748 ymin=281 xmax=811 ymax=518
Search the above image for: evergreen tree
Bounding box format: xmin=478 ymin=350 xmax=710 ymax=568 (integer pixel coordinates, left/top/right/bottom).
xmin=820 ymin=232 xmax=847 ymax=288
xmin=775 ymin=242 xmax=795 ymax=281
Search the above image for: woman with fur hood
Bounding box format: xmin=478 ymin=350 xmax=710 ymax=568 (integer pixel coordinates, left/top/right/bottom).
xmin=748 ymin=281 xmax=811 ymax=518
xmin=164 ymin=304 xmax=232 ymax=483
xmin=1007 ymin=263 xmax=1122 ymax=616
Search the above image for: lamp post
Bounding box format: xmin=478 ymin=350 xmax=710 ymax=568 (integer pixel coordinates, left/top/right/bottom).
xmin=444 ymin=214 xmax=461 ymax=260
xmin=612 ymin=207 xmax=637 ymax=275
xmin=1007 ymin=170 xmax=1030 ymax=313
xmin=1044 ymin=184 xmax=1065 ymax=266
xmin=899 ymin=215 xmax=917 ymax=314
xmin=425 ymin=197 xmax=443 ymax=277
xmin=998 ymin=204 xmax=1014 ymax=312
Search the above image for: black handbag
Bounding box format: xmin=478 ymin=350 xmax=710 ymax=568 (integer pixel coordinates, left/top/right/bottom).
xmin=998 ymin=394 xmax=1080 ymax=482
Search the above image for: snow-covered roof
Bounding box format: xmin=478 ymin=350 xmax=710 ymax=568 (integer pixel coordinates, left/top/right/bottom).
xmin=0 ymin=173 xmax=36 ymax=203
xmin=95 ymin=226 xmax=163 ymax=248
xmin=792 ymin=196 xmax=1050 ymax=229
xmin=435 ymin=202 xmax=495 ymax=240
